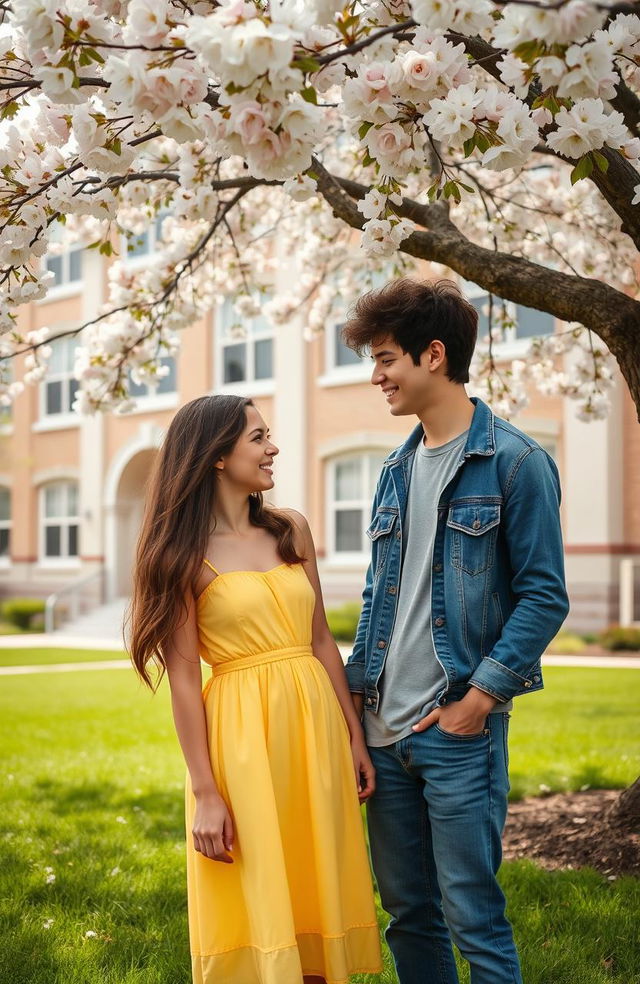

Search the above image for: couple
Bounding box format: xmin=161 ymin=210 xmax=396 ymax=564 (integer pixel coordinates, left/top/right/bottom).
xmin=130 ymin=278 xmax=569 ymax=984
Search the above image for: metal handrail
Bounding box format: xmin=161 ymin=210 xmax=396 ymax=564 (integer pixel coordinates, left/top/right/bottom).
xmin=44 ymin=568 xmax=105 ymax=633
xmin=619 ymin=557 xmax=640 ymax=628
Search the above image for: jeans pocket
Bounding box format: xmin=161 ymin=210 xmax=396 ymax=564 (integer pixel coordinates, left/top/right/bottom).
xmin=434 ymin=722 xmax=489 ymax=741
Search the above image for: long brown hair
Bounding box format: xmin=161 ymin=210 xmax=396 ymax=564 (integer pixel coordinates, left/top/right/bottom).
xmin=128 ymin=395 xmax=304 ymax=689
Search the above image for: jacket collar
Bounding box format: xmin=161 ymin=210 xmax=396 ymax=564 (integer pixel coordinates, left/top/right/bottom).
xmin=386 ymin=397 xmax=496 ymax=464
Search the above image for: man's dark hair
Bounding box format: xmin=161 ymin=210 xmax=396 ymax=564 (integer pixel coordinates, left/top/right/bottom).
xmin=342 ymin=278 xmax=478 ymax=384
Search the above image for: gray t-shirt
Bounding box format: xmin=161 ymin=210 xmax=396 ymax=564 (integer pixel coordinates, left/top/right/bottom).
xmin=365 ymin=430 xmax=511 ymax=748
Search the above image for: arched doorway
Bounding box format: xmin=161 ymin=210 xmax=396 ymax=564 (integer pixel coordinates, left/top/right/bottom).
xmin=114 ymin=448 xmax=157 ymax=598
xmin=104 ymin=425 xmax=164 ymax=601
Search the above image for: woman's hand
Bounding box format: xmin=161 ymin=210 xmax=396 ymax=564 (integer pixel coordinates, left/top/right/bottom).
xmin=192 ymin=791 xmax=235 ymax=863
xmin=351 ymin=732 xmax=376 ymax=804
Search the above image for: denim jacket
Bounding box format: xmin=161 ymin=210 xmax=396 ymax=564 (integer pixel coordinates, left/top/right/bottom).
xmin=345 ymin=398 xmax=570 ymax=710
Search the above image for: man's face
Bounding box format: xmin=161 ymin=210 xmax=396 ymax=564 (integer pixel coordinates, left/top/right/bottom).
xmin=370 ymin=336 xmax=434 ymax=417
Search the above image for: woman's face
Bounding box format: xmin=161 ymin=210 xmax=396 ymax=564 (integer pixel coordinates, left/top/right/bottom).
xmin=217 ymin=404 xmax=279 ymax=493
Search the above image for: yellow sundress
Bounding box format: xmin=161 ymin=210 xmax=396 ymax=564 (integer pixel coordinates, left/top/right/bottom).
xmin=186 ymin=560 xmax=382 ymax=984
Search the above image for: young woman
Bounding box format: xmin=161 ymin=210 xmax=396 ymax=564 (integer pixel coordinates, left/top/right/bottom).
xmin=129 ymin=394 xmax=382 ymax=984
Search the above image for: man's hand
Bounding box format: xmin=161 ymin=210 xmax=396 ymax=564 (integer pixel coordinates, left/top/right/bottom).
xmin=412 ymin=686 xmax=497 ymax=735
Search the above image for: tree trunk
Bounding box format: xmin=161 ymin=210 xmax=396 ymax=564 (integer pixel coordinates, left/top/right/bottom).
xmin=604 ymin=776 xmax=640 ymax=829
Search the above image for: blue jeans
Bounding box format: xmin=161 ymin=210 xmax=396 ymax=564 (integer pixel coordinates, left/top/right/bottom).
xmin=367 ymin=714 xmax=522 ymax=984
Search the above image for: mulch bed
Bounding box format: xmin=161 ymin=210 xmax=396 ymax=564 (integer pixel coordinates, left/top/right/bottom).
xmin=503 ymin=789 xmax=640 ymax=878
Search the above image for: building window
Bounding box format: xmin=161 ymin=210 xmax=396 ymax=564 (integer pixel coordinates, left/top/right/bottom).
xmin=122 ymin=211 xmax=168 ymax=260
xmin=328 ymin=451 xmax=389 ymax=558
xmin=331 ymin=322 xmax=363 ymax=370
xmin=45 ymin=223 xmax=83 ymax=288
xmin=41 ymin=481 xmax=79 ymax=560
xmin=41 ymin=337 xmax=79 ymax=417
xmin=0 ymin=487 xmax=10 ymax=561
xmin=128 ymin=355 xmax=177 ymax=399
xmin=218 ymin=298 xmax=274 ymax=386
xmin=464 ymin=281 xmax=555 ymax=343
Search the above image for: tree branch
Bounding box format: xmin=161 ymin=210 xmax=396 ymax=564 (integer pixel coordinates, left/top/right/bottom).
xmin=312 ymin=158 xmax=640 ymax=368
xmin=450 ymin=32 xmax=640 ymax=249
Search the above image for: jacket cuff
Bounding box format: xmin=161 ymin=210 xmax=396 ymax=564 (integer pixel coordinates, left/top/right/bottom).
xmin=468 ymin=657 xmax=532 ymax=703
xmin=344 ymin=660 xmax=365 ymax=694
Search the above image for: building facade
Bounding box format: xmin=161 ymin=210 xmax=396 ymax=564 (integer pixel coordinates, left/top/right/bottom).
xmin=2 ymin=240 xmax=639 ymax=633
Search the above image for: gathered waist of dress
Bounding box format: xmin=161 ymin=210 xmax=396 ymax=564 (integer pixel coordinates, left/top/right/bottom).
xmin=211 ymin=645 xmax=314 ymax=676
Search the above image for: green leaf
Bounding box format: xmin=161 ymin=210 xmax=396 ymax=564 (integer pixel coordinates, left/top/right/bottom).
xmin=475 ymin=132 xmax=491 ymax=154
xmin=98 ymin=241 xmax=114 ymax=256
xmin=362 ymin=151 xmax=375 ymax=169
xmin=300 ymin=86 xmax=318 ymax=105
xmin=463 ymin=136 xmax=476 ymax=158
xmin=358 ymin=121 xmax=373 ymax=140
xmin=570 ymin=155 xmax=594 ymax=185
xmin=79 ymin=50 xmax=91 ymax=67
xmin=85 ymin=47 xmax=105 ymax=65
xmin=110 ymin=138 xmax=122 ymax=156
xmin=513 ymin=39 xmax=544 ymax=63
xmin=225 ymin=81 xmax=247 ymax=96
xmin=442 ymin=180 xmax=461 ymax=203
xmin=291 ymin=55 xmax=321 ymax=74
xmin=458 ymin=182 xmax=475 ymax=195
xmin=592 ymin=149 xmax=609 ymax=173
xmin=543 ymin=93 xmax=561 ymax=116
xmin=1 ymin=102 xmax=20 ymax=120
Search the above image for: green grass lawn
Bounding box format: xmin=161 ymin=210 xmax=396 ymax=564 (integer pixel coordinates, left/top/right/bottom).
xmin=1 ymin=663 xmax=639 ymax=984
xmin=0 ymin=647 xmax=127 ymax=667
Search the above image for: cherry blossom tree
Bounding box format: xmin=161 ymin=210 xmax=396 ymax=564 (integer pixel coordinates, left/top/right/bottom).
xmin=1 ymin=0 xmax=640 ymax=419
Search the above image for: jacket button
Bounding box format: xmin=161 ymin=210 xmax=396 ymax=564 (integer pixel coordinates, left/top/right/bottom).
xmin=533 ymin=674 xmax=540 ymax=683
xmin=365 ymin=697 xmax=374 ymax=706
xmin=472 ymin=519 xmax=481 ymax=530
xmin=524 ymin=680 xmax=532 ymax=688
xmin=377 ymin=640 xmax=386 ymax=649
xmin=434 ymin=616 xmax=445 ymax=627
xmin=434 ymin=563 xmax=443 ymax=573
xmin=396 ymin=530 xmax=401 ymax=539
xmin=388 ymin=585 xmax=397 ymax=595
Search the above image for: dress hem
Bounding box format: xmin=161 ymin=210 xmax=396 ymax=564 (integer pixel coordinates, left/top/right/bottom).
xmin=191 ymin=922 xmax=380 ymax=957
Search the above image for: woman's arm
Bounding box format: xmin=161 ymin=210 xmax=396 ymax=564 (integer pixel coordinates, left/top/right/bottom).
xmin=287 ymin=510 xmax=375 ymax=803
xmin=165 ymin=593 xmax=234 ymax=863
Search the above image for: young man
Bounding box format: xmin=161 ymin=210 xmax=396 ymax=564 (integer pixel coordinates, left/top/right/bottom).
xmin=342 ymin=279 xmax=569 ymax=984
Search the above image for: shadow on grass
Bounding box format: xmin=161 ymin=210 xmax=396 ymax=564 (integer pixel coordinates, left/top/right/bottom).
xmin=32 ymin=778 xmax=184 ymax=840
xmin=1 ymin=788 xmax=191 ymax=984
xmin=509 ymin=762 xmax=616 ymax=801
xmin=4 ymin=780 xmax=640 ymax=984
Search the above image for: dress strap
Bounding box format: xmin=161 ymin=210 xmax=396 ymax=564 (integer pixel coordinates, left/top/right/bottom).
xmin=203 ymin=558 xmax=221 ymax=576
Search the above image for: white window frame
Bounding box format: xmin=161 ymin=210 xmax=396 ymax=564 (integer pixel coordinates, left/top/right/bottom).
xmin=318 ymin=321 xmax=371 ymax=388
xmin=0 ymin=486 xmax=11 ymax=567
xmin=120 ymin=211 xmax=169 ymax=270
xmin=39 ymin=225 xmax=84 ymax=302
xmin=463 ymin=281 xmax=556 ymax=360
xmin=214 ymin=299 xmax=275 ymax=397
xmin=326 ymin=450 xmax=390 ymax=565
xmin=35 ymin=336 xmax=81 ymax=431
xmin=125 ymin=354 xmax=179 ymax=414
xmin=39 ymin=480 xmax=81 ymax=568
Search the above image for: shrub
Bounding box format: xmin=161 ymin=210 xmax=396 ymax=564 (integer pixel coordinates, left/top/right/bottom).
xmin=1 ymin=598 xmax=46 ymax=630
xmin=326 ymin=602 xmax=362 ymax=642
xmin=598 ymin=625 xmax=640 ymax=652
xmin=546 ymin=631 xmax=587 ymax=655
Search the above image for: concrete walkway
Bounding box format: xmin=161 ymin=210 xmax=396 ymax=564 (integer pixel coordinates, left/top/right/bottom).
xmin=0 ymin=633 xmax=125 ymax=650
xmin=1 ymin=638 xmax=639 ymax=676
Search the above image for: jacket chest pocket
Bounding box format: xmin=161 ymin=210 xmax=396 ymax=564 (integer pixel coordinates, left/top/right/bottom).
xmin=447 ymin=501 xmax=501 ymax=576
xmin=366 ymin=509 xmax=398 ymax=576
